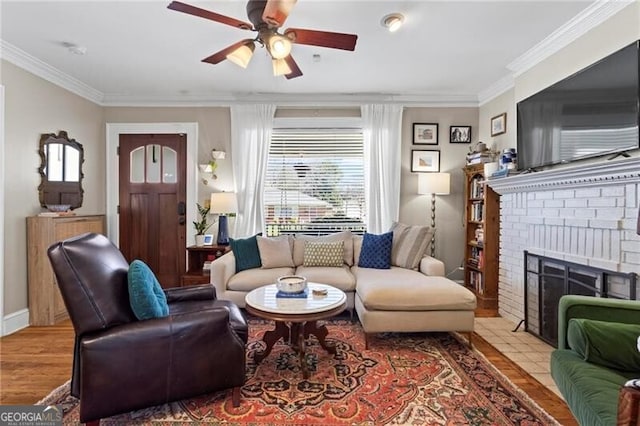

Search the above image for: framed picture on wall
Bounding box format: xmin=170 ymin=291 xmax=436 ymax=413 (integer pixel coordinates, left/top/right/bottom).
xmin=413 ymin=123 xmax=439 ymax=145
xmin=491 ymin=113 xmax=507 ymax=136
xmin=411 ymin=150 xmax=440 ymax=172
xmin=450 ymin=126 xmax=472 ymax=143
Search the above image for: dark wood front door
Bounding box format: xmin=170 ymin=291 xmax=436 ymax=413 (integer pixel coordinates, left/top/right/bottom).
xmin=118 ymin=134 xmax=186 ymax=288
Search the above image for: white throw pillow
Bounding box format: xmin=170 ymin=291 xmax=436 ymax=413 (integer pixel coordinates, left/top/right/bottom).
xmin=256 ymin=235 xmax=294 ymax=269
xmin=390 ymin=222 xmax=434 ymax=270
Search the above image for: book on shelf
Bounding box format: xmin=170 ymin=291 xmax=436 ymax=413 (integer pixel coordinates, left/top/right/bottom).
xmin=466 ymin=155 xmax=492 ymax=165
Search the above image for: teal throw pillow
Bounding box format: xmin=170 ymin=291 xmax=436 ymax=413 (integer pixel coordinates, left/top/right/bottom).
xmin=127 ymin=259 xmax=169 ymax=320
xmin=230 ymin=234 xmax=262 ymax=272
xmin=358 ymin=232 xmax=393 ymax=269
xmin=567 ymin=318 xmax=640 ymax=372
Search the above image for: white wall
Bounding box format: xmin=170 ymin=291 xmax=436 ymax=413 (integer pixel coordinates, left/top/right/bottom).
xmin=478 ymin=89 xmax=516 ymax=153
xmin=515 ymin=2 xmax=640 ymax=104
xmin=478 ymin=2 xmax=640 ymax=323
xmin=1 ymin=60 xmax=104 ymax=326
xmin=401 ymin=107 xmax=478 ymax=276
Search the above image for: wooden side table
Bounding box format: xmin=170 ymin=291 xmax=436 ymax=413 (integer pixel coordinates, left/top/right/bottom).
xmin=181 ymin=245 xmax=230 ymax=286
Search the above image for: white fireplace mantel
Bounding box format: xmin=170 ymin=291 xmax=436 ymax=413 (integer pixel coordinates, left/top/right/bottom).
xmin=486 ymin=157 xmax=640 ymax=194
xmin=485 ymin=155 xmax=640 ymax=325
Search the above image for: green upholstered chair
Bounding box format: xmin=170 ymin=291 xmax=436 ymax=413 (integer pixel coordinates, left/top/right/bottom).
xmin=550 ymin=295 xmax=640 ymax=426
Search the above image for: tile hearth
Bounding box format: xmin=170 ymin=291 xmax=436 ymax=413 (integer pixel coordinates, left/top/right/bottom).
xmin=474 ymin=317 xmax=561 ymax=398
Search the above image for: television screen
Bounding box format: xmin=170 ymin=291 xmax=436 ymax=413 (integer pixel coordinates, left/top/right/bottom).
xmin=517 ymin=40 xmax=640 ymax=171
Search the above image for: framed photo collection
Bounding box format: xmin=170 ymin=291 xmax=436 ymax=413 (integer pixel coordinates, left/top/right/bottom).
xmin=491 ymin=113 xmax=507 ymax=136
xmin=411 ymin=150 xmax=440 ymax=173
xmin=413 ymin=123 xmax=439 ymax=145
xmin=450 ymin=126 xmax=472 ymax=143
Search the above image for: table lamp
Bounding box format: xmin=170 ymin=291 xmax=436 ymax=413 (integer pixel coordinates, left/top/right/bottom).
xmin=418 ymin=173 xmax=451 ymax=256
xmin=210 ymin=192 xmax=238 ymax=245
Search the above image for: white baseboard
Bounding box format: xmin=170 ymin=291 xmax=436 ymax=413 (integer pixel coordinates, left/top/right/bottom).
xmin=3 ymin=308 xmax=29 ymax=336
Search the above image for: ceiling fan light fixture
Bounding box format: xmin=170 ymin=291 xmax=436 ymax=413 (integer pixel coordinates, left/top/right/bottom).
xmin=267 ymin=33 xmax=292 ymax=59
xmin=272 ymin=58 xmax=292 ymax=76
xmin=226 ymin=41 xmax=255 ymax=68
xmin=382 ymin=13 xmax=405 ymax=32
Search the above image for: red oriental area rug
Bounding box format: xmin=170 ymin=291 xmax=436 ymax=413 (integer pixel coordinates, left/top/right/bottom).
xmin=40 ymin=319 xmax=558 ymax=425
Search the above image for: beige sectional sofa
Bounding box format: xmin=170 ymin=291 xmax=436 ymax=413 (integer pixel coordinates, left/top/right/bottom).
xmin=210 ymin=228 xmax=477 ymax=347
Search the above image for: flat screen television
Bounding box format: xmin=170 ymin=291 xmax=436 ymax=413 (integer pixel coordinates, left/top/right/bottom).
xmin=517 ymin=40 xmax=640 ymax=171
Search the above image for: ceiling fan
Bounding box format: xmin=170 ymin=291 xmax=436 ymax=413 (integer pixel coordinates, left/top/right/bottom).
xmin=167 ymin=0 xmax=358 ymax=79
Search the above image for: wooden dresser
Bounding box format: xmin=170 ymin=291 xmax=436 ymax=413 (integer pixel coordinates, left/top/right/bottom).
xmin=27 ymin=214 xmax=106 ymax=325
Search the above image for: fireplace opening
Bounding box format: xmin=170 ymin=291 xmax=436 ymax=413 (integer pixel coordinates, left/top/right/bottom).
xmin=524 ymin=251 xmax=637 ymax=347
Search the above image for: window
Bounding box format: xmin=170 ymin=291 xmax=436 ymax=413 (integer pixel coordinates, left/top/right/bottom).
xmin=264 ymin=127 xmax=366 ymax=236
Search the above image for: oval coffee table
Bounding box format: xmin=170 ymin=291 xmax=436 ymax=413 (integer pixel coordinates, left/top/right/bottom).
xmin=245 ymin=283 xmax=347 ymax=379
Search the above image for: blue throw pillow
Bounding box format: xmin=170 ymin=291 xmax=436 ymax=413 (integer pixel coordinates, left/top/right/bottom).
xmin=230 ymin=234 xmax=262 ymax=272
xmin=127 ymin=260 xmax=169 ymax=320
xmin=358 ymin=231 xmax=393 ymax=269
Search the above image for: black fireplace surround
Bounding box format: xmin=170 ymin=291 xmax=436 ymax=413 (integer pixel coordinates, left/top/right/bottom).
xmin=524 ymin=251 xmax=638 ymax=347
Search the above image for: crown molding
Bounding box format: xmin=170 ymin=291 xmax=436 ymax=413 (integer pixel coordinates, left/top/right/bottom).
xmin=478 ymin=74 xmax=515 ymax=106
xmin=100 ymin=92 xmax=480 ymax=107
xmin=8 ymin=0 xmax=631 ymax=111
xmin=506 ymin=0 xmax=635 ymax=76
xmin=0 ymin=40 xmax=104 ymax=104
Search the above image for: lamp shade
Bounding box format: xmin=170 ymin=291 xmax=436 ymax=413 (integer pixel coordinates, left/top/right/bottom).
xmin=418 ymin=173 xmax=451 ymax=195
xmin=226 ymin=42 xmax=255 ymax=68
xmin=267 ymin=34 xmax=292 ymax=59
xmin=272 ymin=58 xmax=292 ymax=76
xmin=210 ymin=192 xmax=238 ymax=214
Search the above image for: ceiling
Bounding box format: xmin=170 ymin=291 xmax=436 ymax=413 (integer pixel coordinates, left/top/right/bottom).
xmin=0 ymin=0 xmax=614 ymax=106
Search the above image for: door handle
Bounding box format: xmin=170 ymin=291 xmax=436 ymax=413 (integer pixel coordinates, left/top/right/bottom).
xmin=177 ymin=201 xmax=186 ymax=225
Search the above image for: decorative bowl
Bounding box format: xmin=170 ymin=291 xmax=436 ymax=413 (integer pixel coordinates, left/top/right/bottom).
xmin=276 ymin=275 xmax=307 ymax=293
xmin=46 ymin=204 xmax=71 ymax=212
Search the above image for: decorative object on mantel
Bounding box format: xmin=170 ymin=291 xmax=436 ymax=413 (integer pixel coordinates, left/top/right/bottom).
xmin=210 ymin=192 xmax=238 ymax=245
xmin=418 ymin=173 xmax=450 ymax=256
xmin=485 ymin=156 xmax=640 ymax=194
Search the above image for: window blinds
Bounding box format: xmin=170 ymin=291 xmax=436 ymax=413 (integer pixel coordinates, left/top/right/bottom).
xmin=264 ymin=128 xmax=366 ymax=236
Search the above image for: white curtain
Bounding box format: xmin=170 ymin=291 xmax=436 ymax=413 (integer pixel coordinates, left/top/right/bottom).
xmin=361 ymin=104 xmax=403 ymax=233
xmin=230 ymin=104 xmax=276 ymax=237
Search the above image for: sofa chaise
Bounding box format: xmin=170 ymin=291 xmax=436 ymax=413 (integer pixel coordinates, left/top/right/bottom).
xmin=211 ymin=227 xmax=477 ymax=347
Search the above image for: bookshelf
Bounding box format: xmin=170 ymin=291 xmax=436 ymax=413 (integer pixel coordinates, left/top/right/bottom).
xmin=463 ymin=164 xmax=499 ymax=312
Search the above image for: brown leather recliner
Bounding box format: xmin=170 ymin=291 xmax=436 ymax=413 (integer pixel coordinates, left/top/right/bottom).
xmin=47 ymin=233 xmax=248 ymax=425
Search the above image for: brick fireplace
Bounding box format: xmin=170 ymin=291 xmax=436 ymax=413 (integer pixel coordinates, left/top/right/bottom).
xmin=487 ymin=157 xmax=640 ymax=325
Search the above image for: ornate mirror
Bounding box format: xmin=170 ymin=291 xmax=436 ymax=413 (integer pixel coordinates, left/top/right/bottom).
xmin=38 ymin=131 xmax=84 ymax=209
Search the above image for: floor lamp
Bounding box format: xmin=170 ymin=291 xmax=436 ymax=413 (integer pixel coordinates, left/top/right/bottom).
xmin=210 ymin=192 xmax=238 ymax=245
xmin=418 ymin=173 xmax=451 ymax=257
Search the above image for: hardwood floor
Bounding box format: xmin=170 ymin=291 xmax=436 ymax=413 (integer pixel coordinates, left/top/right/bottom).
xmin=0 ymin=321 xmax=75 ymax=404
xmin=0 ymin=319 xmax=576 ymax=425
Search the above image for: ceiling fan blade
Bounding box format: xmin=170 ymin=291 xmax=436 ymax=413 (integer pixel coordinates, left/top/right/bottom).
xmin=262 ymin=0 xmax=297 ymax=28
xmin=168 ymin=1 xmax=253 ymax=30
xmin=284 ymin=55 xmax=303 ymax=79
xmin=201 ymin=39 xmax=255 ymax=65
xmin=284 ymin=28 xmax=357 ymax=51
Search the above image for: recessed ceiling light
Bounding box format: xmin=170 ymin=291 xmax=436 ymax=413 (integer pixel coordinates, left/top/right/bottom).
xmin=381 ymin=13 xmax=405 ymax=33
